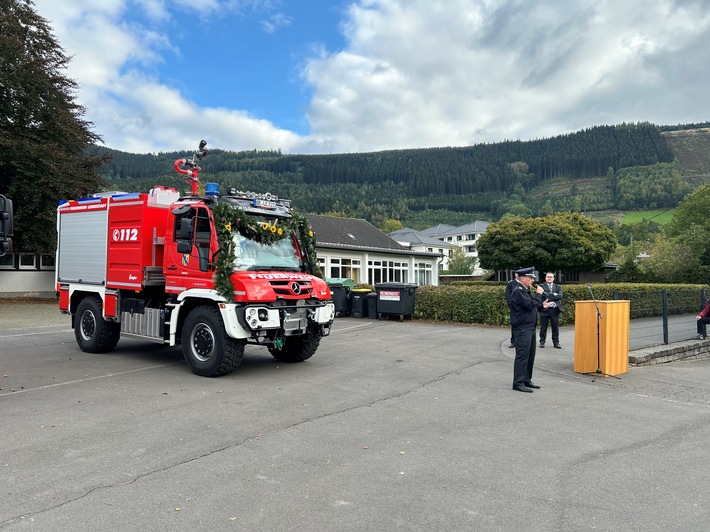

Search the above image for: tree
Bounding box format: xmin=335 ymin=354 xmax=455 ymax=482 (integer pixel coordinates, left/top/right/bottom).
xmin=445 ymin=247 xmax=474 ymax=275
xmin=0 ymin=0 xmax=108 ymax=252
xmin=476 ymin=212 xmax=617 ymax=272
xmin=380 ymin=218 xmax=403 ymax=233
xmin=665 ymin=186 xmax=710 ymax=238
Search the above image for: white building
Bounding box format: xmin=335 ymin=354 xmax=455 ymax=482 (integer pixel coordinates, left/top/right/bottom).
xmin=308 ymin=215 xmax=441 ymax=286
xmin=388 ymin=228 xmax=455 ymax=271
xmin=392 ymin=221 xmax=490 ymax=275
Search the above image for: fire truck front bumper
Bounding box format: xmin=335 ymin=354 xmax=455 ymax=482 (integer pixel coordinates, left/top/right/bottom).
xmin=239 ymin=302 xmax=335 ymax=333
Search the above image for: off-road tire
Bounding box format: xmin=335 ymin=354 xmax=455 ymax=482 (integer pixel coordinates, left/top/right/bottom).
xmin=268 ymin=325 xmax=322 ymax=363
xmin=182 ymin=305 xmax=245 ymax=377
xmin=74 ymin=296 xmax=120 ymax=353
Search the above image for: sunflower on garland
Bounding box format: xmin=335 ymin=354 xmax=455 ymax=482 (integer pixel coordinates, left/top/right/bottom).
xmin=211 ymin=202 xmax=322 ymax=300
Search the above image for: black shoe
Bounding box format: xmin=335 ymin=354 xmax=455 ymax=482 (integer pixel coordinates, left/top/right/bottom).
xmin=539 ymin=342 xmax=545 ymax=348
xmin=524 ymin=381 xmax=541 ymax=389
xmin=553 ymin=343 xmax=562 ymax=349
xmin=696 ymin=334 xmax=705 ymax=340
xmin=513 ymin=385 xmax=533 ymax=393
xmin=508 ymin=343 xmax=515 ymax=348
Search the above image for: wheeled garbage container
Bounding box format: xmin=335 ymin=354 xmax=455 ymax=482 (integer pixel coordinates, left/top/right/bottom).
xmin=326 ymin=278 xmax=356 ymax=316
xmin=351 ymin=288 xmax=371 ymax=318
xmin=375 ymin=283 xmax=418 ymax=321
xmin=366 ymin=292 xmax=378 ymax=319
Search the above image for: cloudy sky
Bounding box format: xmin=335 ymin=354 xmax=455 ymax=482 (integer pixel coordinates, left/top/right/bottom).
xmin=32 ymin=0 xmax=710 ymax=155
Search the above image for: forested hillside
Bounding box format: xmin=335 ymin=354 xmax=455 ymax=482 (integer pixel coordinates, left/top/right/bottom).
xmin=98 ymin=122 xmax=707 ymax=229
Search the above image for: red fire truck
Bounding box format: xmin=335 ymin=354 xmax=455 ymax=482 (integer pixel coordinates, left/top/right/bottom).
xmin=55 ymin=141 xmax=335 ymax=377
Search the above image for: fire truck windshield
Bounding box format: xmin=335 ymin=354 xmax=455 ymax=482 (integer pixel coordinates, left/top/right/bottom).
xmin=232 ymin=231 xmax=301 ymax=272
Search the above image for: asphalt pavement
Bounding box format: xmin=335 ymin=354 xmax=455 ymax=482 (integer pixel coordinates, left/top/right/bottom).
xmin=2 ymin=302 xmax=710 ymax=531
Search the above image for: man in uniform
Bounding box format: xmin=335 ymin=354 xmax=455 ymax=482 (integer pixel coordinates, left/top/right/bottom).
xmin=509 ymin=267 xmax=548 ymax=393
xmin=504 ymin=271 xmax=519 ymax=348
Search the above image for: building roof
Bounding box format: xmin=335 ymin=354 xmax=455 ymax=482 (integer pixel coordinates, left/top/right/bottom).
xmin=436 ymin=220 xmax=490 ymax=237
xmin=388 ymin=228 xmax=456 ymax=248
xmin=419 ymin=224 xmax=456 ymax=236
xmin=307 ymin=214 xmax=439 ymax=257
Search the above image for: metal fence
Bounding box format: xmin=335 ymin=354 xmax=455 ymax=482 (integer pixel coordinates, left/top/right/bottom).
xmin=614 ymin=289 xmax=706 ymax=350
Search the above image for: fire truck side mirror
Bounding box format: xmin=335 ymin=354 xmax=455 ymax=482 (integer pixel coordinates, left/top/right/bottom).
xmin=176 ymin=217 xmax=194 ymax=254
xmin=0 ymin=195 xmax=13 ymax=257
xmin=178 ymin=217 xmax=194 ymax=241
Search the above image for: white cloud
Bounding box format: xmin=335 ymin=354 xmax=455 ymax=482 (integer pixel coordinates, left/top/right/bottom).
xmin=31 ymin=0 xmax=710 ymax=155
xmin=261 ymin=12 xmax=293 ymax=34
xmin=305 ymin=0 xmax=710 ymax=151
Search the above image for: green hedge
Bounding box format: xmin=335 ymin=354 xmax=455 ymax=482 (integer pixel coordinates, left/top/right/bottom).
xmin=414 ymin=283 xmax=708 ymax=326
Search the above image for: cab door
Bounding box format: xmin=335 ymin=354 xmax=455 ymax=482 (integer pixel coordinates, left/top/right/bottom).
xmin=165 ymin=206 xmax=215 ymax=292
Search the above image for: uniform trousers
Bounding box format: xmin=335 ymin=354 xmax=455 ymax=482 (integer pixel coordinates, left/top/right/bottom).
xmin=539 ymin=310 xmax=560 ymax=344
xmin=513 ymin=327 xmax=537 ymax=388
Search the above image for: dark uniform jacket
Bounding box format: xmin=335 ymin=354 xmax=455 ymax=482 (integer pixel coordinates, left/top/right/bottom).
xmin=509 ymin=281 xmax=544 ymax=329
xmin=505 ymin=278 xmax=517 ymax=308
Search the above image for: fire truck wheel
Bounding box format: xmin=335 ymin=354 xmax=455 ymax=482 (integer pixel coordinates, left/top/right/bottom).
xmin=74 ymin=296 xmax=120 ymax=353
xmin=268 ymin=325 xmax=322 ymax=363
xmin=182 ymin=305 xmax=245 ymax=377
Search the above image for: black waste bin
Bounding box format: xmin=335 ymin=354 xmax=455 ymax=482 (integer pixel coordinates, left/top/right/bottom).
xmin=375 ymin=283 xmax=418 ymax=321
xmin=327 ymin=283 xmax=352 ymax=316
xmin=366 ymin=292 xmax=378 ymax=319
xmin=351 ymin=289 xmax=370 ymax=318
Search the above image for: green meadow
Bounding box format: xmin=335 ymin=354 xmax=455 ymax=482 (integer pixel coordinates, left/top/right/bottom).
xmin=622 ymin=209 xmax=675 ymax=226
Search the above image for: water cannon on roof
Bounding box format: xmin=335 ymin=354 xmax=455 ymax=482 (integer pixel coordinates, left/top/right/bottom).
xmin=174 ymin=139 xmax=209 ymax=195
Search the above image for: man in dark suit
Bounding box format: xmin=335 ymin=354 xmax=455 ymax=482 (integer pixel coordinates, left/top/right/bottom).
xmin=509 ymin=267 xmax=547 ymax=393
xmin=538 ymin=272 xmax=564 ymax=349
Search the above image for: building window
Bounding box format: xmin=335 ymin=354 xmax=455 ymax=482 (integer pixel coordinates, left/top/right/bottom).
xmin=40 ymin=254 xmax=56 ymax=270
xmin=561 ymin=270 xmax=579 ymax=282
xmin=0 ymin=253 xmax=13 ymax=269
xmin=427 ymin=247 xmax=433 ymax=252
xmin=367 ymin=259 xmax=408 ymax=284
xmin=18 ymin=253 xmax=37 ymax=270
xmin=457 ymin=235 xmax=462 ymax=241
xmin=467 ymin=234 xmax=475 ymax=240
xmin=329 ymin=257 xmax=361 ymax=282
xmin=414 ymin=262 xmax=432 ymax=285
xmin=0 ymin=252 xmax=54 ymax=270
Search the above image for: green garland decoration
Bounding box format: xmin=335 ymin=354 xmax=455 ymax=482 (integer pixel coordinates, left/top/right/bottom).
xmin=211 ymin=202 xmax=322 ymax=300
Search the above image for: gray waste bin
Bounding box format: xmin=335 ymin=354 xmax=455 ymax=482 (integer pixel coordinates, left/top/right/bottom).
xmin=375 ymin=283 xmax=417 ymax=321
xmin=366 ymin=292 xmax=378 ymax=319
xmin=351 ymin=289 xmax=371 ymax=318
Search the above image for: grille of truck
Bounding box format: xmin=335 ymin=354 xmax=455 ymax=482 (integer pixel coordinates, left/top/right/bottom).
xmin=269 ymin=279 xmax=313 ymax=297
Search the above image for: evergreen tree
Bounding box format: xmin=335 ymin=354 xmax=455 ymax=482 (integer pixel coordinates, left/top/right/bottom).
xmin=0 ymin=0 xmax=108 ymax=252
xmin=446 ymin=247 xmax=475 ymax=275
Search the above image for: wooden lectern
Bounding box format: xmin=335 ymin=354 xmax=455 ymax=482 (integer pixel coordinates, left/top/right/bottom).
xmin=573 ymin=300 xmax=630 ymax=376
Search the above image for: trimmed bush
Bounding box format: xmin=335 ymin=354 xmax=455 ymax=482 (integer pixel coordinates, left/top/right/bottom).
xmin=414 ymin=283 xmax=708 ymax=326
